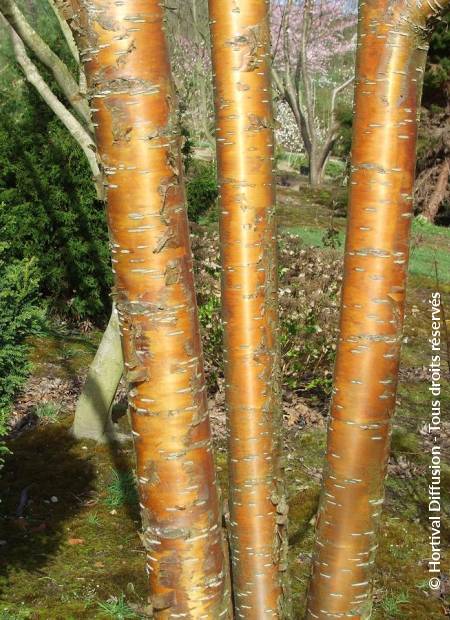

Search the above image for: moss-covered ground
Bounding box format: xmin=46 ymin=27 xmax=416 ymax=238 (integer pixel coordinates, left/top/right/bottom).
xmin=1 ymin=179 xmax=448 ymax=618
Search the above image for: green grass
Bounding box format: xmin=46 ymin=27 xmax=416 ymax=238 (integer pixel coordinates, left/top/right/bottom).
xmin=412 ymin=215 xmax=450 ymax=239
xmin=284 ymin=220 xmax=450 ymax=283
xmin=86 ymin=512 xmax=101 ymax=527
xmin=409 ymin=242 xmax=450 ymax=281
xmin=278 ymin=151 xmax=346 ymax=179
xmin=0 ymin=610 xmax=33 ymax=620
xmin=284 ymin=226 xmax=345 ymax=248
xmin=97 ymin=594 xmax=137 ymax=619
xmin=34 ymin=401 xmax=61 ymax=422
xmin=104 ymin=470 xmax=139 ymax=509
xmin=379 ymin=592 xmax=410 ymax=616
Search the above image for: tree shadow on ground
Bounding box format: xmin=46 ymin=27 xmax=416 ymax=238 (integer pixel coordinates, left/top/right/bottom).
xmin=0 ymin=424 xmax=96 ymax=582
xmin=0 ymin=417 xmax=141 ymax=584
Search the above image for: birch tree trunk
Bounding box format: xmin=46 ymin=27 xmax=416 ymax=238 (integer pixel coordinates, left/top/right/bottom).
xmin=306 ymin=0 xmax=449 ymax=617
xmin=209 ymin=1 xmax=287 ymax=617
xmin=67 ymin=1 xmax=230 ymax=616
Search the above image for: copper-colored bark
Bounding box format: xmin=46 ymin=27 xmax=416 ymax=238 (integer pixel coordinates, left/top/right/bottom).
xmin=306 ymin=0 xmax=449 ymax=618
xmin=67 ymin=2 xmax=229 ymax=617
xmin=208 ymin=1 xmax=287 ymax=617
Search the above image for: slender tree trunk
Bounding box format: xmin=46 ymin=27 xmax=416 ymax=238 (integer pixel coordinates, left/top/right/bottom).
xmin=209 ymin=1 xmax=287 ymax=617
xmin=306 ymin=0 xmax=449 ymax=617
xmin=308 ymin=146 xmax=323 ymax=187
xmin=71 ymin=306 xmax=124 ymax=442
xmin=69 ymin=1 xmax=230 ymax=616
xmin=422 ymin=159 xmax=449 ymax=223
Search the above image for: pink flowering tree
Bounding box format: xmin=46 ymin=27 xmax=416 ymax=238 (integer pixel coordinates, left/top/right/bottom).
xmin=271 ymin=0 xmax=357 ymax=185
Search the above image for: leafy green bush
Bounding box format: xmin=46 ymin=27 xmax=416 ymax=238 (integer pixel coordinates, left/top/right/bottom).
xmin=423 ymin=9 xmax=450 ymax=108
xmin=0 ymin=87 xmax=112 ymax=324
xmin=186 ymin=161 xmax=218 ymax=222
xmin=0 ymin=242 xmax=45 ymax=454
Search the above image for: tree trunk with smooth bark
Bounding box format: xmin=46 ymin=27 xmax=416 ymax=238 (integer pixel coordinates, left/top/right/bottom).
xmin=71 ymin=306 xmax=124 ymax=442
xmin=306 ymin=0 xmax=449 ymax=617
xmin=67 ymin=1 xmax=231 ymax=616
xmin=209 ymin=1 xmax=287 ymax=617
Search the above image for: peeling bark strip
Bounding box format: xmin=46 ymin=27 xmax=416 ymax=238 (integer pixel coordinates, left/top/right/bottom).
xmin=68 ymin=1 xmax=230 ymax=617
xmin=306 ymin=0 xmax=449 ymax=618
xmin=209 ymin=1 xmax=287 ymax=618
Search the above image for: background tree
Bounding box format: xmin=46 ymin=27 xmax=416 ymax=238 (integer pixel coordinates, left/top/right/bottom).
xmin=271 ymin=0 xmax=357 ymax=186
xmin=306 ymin=0 xmax=450 ymax=616
xmin=167 ymin=0 xmax=215 ymax=147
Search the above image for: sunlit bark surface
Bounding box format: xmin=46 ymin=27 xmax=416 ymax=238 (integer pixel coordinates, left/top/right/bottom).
xmin=67 ymin=1 xmax=229 ymax=617
xmin=306 ymin=0 xmax=449 ymax=618
xmin=208 ymin=1 xmax=287 ymax=617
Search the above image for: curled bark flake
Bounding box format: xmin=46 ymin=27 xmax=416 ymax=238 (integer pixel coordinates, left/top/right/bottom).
xmin=143 ymin=462 xmax=160 ymax=487
xmin=153 ymin=229 xmax=176 ymax=254
xmin=93 ymin=11 xmax=120 ymax=32
xmin=104 ymin=97 xmax=133 ymax=144
xmin=126 ymin=367 xmax=149 ymax=384
xmin=166 ymin=149 xmax=180 ymax=179
xmin=164 ymin=260 xmax=181 ymax=286
xmin=247 ymin=113 xmax=271 ymax=132
xmin=227 ymin=24 xmax=268 ymax=72
xmin=90 ymin=76 xmax=159 ymax=98
xmin=116 ymin=39 xmax=137 ymax=66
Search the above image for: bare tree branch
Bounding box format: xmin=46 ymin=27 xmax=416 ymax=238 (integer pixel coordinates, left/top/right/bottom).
xmin=2 ymin=16 xmax=104 ymax=199
xmin=330 ymin=75 xmax=354 ymax=117
xmin=315 ymin=74 xmax=355 ymax=172
xmin=272 ymin=65 xmax=312 ymax=155
xmin=47 ymin=0 xmax=79 ymax=64
xmin=299 ymin=0 xmax=315 ymax=146
xmin=0 ymin=0 xmax=92 ymax=130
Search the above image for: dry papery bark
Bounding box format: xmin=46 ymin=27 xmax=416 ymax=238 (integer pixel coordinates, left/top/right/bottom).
xmin=208 ymin=0 xmax=287 ymax=617
xmin=64 ymin=0 xmax=231 ymax=617
xmin=306 ymin=0 xmax=450 ymax=618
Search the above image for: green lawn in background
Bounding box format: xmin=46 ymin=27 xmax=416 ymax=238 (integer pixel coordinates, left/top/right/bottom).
xmin=284 ymin=218 xmax=450 ymax=284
